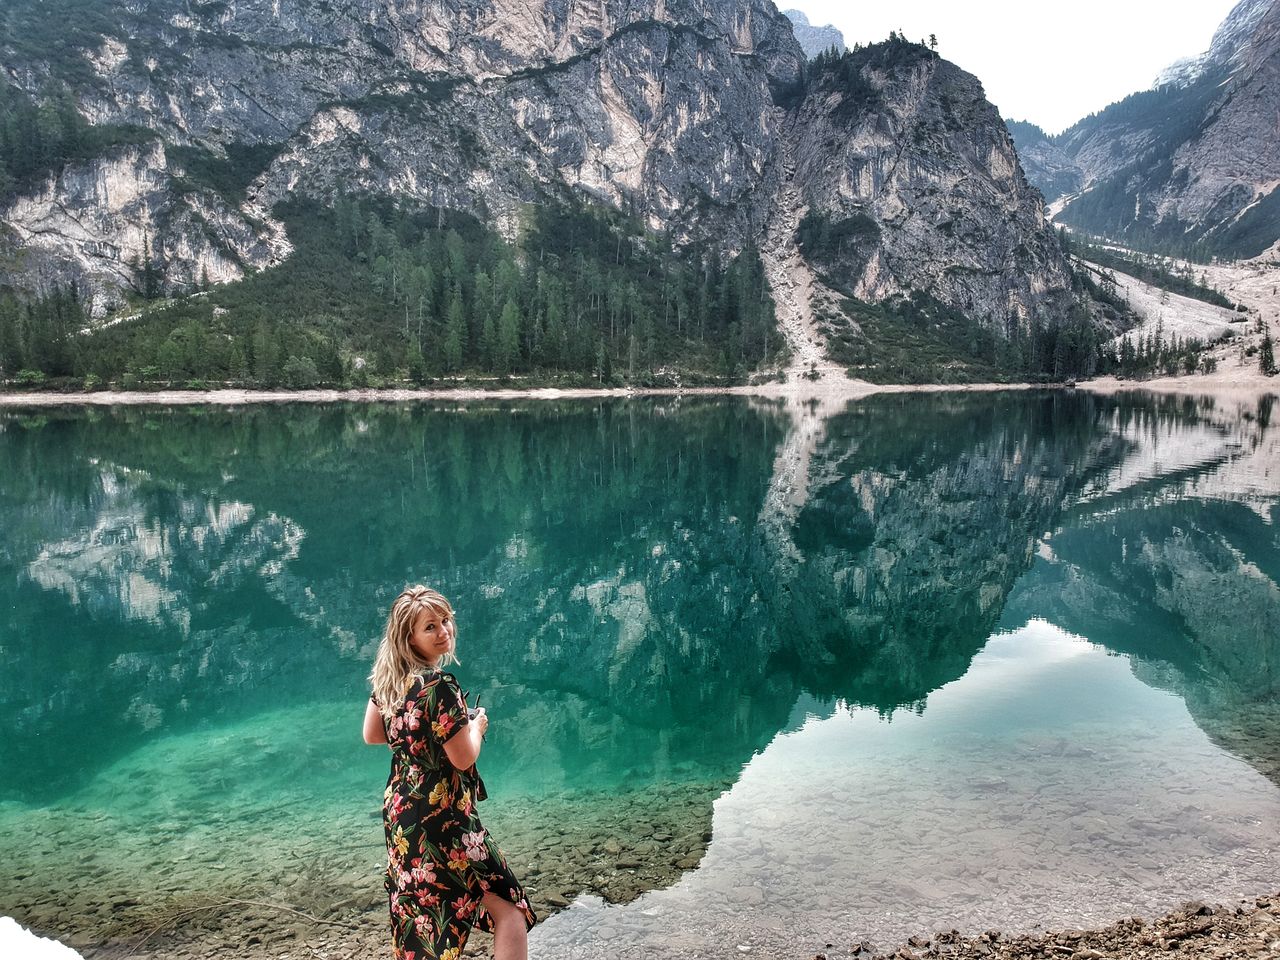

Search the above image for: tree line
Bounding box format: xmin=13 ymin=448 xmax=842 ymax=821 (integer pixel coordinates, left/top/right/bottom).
xmin=0 ymin=197 xmax=781 ymax=388
xmin=1059 ymin=229 xmax=1237 ymax=310
xmin=1095 ymin=323 xmax=1218 ymax=379
xmin=0 ymin=81 xmax=152 ymax=198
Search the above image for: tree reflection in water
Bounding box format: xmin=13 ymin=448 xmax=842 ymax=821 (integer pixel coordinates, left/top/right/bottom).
xmin=1 ymin=390 xmax=1278 ymax=945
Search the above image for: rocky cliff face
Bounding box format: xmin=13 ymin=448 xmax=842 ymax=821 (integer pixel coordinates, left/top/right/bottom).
xmin=791 ymin=44 xmax=1071 ymax=324
xmin=1004 ymin=120 xmax=1082 ymax=205
xmin=1152 ymin=2 xmax=1280 ymax=245
xmin=0 ymin=139 xmax=290 ymax=309
xmin=781 ymin=8 xmax=844 ymax=58
xmin=1155 ymin=0 xmax=1273 ymax=87
xmin=0 ymin=0 xmax=1075 ymax=336
xmin=1045 ymin=0 xmax=1280 ymax=259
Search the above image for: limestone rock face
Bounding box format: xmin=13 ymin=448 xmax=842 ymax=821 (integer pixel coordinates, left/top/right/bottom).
xmin=1154 ymin=0 xmax=1273 ymax=87
xmin=1 ymin=141 xmax=289 ymax=314
xmin=781 ymin=9 xmax=845 ymax=58
xmin=2 ymin=0 xmax=804 ymax=311
xmin=1050 ymin=0 xmax=1280 ymax=258
xmin=1 ymin=0 xmax=1076 ymax=333
xmin=1004 ymin=120 xmax=1083 ymax=205
xmin=792 ymin=47 xmax=1071 ymax=324
xmin=1154 ymin=3 xmax=1280 ymax=232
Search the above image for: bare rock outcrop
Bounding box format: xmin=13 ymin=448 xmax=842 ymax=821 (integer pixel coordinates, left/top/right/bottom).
xmin=1 ymin=0 xmax=1078 ymax=341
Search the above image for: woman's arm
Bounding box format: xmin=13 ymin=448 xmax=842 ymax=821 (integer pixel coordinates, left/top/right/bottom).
xmin=443 ymin=708 xmax=487 ymax=769
xmin=363 ymin=698 xmax=388 ymax=745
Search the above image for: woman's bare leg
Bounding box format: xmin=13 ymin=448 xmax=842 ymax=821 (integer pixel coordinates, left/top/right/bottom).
xmin=481 ymin=891 xmax=528 ymax=960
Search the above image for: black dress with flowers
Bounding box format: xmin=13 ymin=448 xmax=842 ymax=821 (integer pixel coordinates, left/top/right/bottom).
xmin=374 ymin=671 xmax=536 ymax=960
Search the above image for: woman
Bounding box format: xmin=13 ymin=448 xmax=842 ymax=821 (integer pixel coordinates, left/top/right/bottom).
xmin=364 ymin=585 xmax=536 ymax=960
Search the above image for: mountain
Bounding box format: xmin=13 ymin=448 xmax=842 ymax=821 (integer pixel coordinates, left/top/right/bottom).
xmin=781 ymin=9 xmax=845 ymax=58
xmin=0 ymin=0 xmax=803 ymax=298
xmin=1155 ymin=0 xmax=1273 ymax=87
xmin=1004 ymin=120 xmax=1082 ymax=205
xmin=1038 ymin=0 xmax=1280 ymax=260
xmin=0 ymin=0 xmax=1092 ymax=385
xmin=794 ymin=44 xmax=1071 ymax=328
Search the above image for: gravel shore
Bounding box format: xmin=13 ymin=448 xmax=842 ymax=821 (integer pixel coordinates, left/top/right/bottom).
xmin=71 ymin=889 xmax=1280 ymax=959
xmin=848 ymin=894 xmax=1280 ymax=960
xmin=0 ymin=369 xmax=1274 ymax=409
xmin=0 ymin=377 xmax=1050 ymax=407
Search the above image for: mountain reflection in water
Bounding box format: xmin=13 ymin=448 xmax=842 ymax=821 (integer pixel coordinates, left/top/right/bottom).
xmin=1 ymin=390 xmax=1278 ymax=954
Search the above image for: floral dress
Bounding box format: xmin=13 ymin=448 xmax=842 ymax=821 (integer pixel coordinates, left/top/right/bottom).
xmin=374 ymin=670 xmax=536 ymax=959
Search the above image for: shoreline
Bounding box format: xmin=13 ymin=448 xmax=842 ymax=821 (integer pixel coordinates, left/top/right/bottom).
xmin=49 ymin=887 xmax=1280 ymax=960
xmin=0 ymin=372 xmax=1275 ymax=407
xmin=1079 ymin=373 xmax=1280 ymax=400
xmin=0 ymin=379 xmax=1036 ymax=407
xmin=863 ymin=893 xmax=1280 ymax=960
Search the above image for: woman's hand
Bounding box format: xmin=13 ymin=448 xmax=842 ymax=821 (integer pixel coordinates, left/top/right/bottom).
xmin=443 ymin=707 xmax=487 ymax=769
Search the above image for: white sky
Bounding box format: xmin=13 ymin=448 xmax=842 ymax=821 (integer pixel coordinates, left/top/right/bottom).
xmin=787 ymin=0 xmax=1241 ymax=134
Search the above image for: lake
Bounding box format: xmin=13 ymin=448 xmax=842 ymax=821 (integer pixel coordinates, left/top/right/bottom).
xmin=2 ymin=390 xmax=1279 ymax=958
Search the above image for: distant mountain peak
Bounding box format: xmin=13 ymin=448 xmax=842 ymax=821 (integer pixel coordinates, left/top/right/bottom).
xmin=1154 ymin=0 xmax=1273 ymax=87
xmin=1044 ymin=0 xmax=1280 ymax=259
xmin=782 ymin=8 xmax=846 ymax=58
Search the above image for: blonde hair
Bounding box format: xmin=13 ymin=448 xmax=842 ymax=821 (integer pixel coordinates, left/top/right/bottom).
xmin=369 ymin=585 xmax=458 ymax=718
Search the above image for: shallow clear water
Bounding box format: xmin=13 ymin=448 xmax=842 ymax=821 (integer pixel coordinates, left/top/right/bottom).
xmin=537 ymin=623 xmax=1280 ymax=957
xmin=1 ymin=391 xmax=1279 ymax=955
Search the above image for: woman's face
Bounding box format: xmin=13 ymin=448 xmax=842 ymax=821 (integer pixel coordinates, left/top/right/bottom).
xmin=409 ymin=606 xmax=455 ymax=663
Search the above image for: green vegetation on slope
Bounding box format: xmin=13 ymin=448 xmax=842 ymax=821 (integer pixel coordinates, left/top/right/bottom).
xmin=1059 ymin=230 xmax=1237 ymax=309
xmin=795 ymin=209 xmax=880 ymax=282
xmin=1210 ymin=185 xmax=1280 ymax=262
xmin=816 ymin=290 xmax=1103 ymax=385
xmin=798 ymin=213 xmax=1120 ymax=383
xmin=167 ymin=143 xmax=282 ymax=206
xmin=0 ymin=0 xmax=127 ymax=89
xmin=1052 ymin=70 xmax=1277 ymax=262
xmin=1096 ymin=323 xmax=1219 ymax=379
xmin=0 ymin=82 xmax=154 ymax=197
xmin=0 ymin=197 xmax=781 ymax=388
xmin=806 ymin=34 xmax=939 ymax=118
xmin=818 ymin=293 xmax=1006 ymax=384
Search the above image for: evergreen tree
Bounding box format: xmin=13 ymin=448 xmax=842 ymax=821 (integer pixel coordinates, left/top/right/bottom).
xmin=407 ymin=342 xmax=428 ymax=384
xmin=481 ymin=310 xmax=497 ymax=371
xmin=137 ymin=231 xmax=164 ymax=300
xmin=229 ymin=339 xmax=249 ymax=383
xmin=472 ymin=267 xmax=492 ymax=352
xmin=1262 ymin=331 xmax=1277 ymax=376
xmin=444 ymin=294 xmax=466 ymax=372
xmin=252 ymin=323 xmax=281 ymax=385
xmin=596 ymin=338 xmax=612 ymax=383
xmin=282 ymin=355 xmax=320 ymax=388
xmin=318 ymin=338 xmax=344 ymax=385
xmin=25 ymin=196 xmax=841 ymax=389
xmin=543 ymin=287 xmax=566 ymax=366
xmin=157 ymin=336 xmax=184 ymax=381
xmin=497 ymin=298 xmax=520 ymax=374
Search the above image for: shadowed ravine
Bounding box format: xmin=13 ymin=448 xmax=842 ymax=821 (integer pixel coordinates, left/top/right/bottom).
xmin=1 ymin=391 xmax=1279 ymax=958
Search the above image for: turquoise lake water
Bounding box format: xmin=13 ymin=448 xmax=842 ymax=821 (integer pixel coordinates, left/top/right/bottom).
xmin=1 ymin=391 xmax=1279 ymax=956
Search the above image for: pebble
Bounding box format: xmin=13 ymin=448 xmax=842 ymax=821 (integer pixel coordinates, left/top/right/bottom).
xmin=866 ymin=894 xmax=1280 ymax=960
